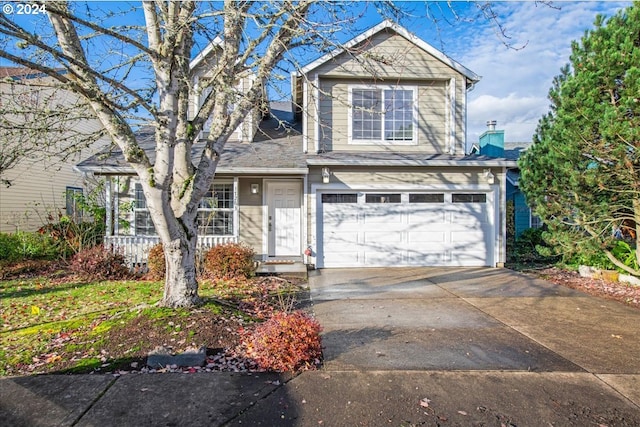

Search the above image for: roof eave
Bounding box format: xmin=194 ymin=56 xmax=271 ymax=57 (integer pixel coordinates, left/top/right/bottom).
xmin=306 ymin=158 xmax=518 ymax=168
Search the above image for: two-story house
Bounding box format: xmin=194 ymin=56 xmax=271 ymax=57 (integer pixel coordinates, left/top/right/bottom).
xmin=76 ymin=20 xmax=516 ymax=269
xmin=0 ymin=67 xmax=110 ymax=232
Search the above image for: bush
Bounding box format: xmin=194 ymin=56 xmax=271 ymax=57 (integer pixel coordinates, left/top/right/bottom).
xmin=203 ymin=242 xmax=256 ymax=279
xmin=242 ymin=311 xmax=322 ymax=372
xmin=38 ymin=214 xmax=105 ymax=258
xmin=0 ymin=232 xmax=59 ymax=262
xmin=510 ymin=228 xmax=557 ymax=264
xmin=69 ymin=245 xmax=131 ymax=280
xmin=146 ymin=243 xmax=165 ymax=280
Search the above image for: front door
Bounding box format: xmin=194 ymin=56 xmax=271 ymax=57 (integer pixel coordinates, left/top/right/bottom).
xmin=267 ymin=181 xmax=301 ymax=257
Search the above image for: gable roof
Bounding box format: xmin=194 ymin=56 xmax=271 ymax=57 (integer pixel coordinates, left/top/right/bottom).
xmin=189 ymin=35 xmax=223 ymax=71
xmin=297 ymin=20 xmax=480 ymax=84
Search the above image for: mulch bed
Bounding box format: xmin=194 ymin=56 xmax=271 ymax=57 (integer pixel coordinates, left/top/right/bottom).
xmin=525 ymin=266 xmax=640 ymax=309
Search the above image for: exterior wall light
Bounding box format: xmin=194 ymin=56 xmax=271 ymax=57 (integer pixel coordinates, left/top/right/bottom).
xmin=321 ymin=167 xmax=331 ymax=184
xmin=483 ymin=168 xmax=495 ymax=185
xmin=250 ymin=183 xmax=260 ymax=194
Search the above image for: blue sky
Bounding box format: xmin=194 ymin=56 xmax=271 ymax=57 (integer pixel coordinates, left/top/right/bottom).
xmin=3 ymin=1 xmax=633 ymax=144
xmin=394 ymin=1 xmax=633 ymax=143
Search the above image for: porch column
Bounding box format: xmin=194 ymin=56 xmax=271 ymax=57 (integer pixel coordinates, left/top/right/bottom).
xmin=233 ymin=177 xmax=239 ymax=241
xmin=105 ymin=177 xmax=112 ymax=237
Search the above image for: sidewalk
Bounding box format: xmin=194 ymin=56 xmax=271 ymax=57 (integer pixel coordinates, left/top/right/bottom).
xmin=1 ymin=267 xmax=639 ymax=426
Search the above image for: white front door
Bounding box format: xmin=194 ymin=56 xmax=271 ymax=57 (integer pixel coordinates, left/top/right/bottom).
xmin=267 ymin=181 xmax=301 ymax=257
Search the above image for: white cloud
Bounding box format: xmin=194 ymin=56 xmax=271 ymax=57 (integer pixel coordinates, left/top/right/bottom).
xmin=443 ymin=1 xmax=632 ymax=143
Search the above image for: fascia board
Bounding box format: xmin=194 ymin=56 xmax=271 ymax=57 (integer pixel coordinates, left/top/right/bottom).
xmin=189 ymin=35 xmax=224 ymax=70
xmin=306 ymin=158 xmax=518 ymax=168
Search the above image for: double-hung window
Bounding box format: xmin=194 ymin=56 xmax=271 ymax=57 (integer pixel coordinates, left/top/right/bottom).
xmin=197 ymin=182 xmax=234 ymax=236
xmin=350 ymin=85 xmax=416 ymax=144
xmin=134 ymin=184 xmax=156 ymax=236
xmin=133 ymin=182 xmax=235 ymax=236
xmin=65 ymin=187 xmax=83 ymax=221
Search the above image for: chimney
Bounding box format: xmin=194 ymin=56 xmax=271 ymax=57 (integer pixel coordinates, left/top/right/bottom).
xmin=479 ymin=120 xmax=504 ymax=157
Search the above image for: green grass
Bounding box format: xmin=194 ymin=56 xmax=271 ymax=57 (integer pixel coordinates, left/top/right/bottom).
xmin=0 ymin=275 xmax=306 ymax=376
xmin=0 ymin=278 xmax=173 ymax=375
xmin=1 ymin=279 xmax=162 ymax=332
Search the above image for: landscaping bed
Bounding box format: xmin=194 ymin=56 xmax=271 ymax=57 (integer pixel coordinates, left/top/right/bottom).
xmin=0 ymin=265 xmax=317 ymax=376
xmin=522 ymin=266 xmax=640 ymax=309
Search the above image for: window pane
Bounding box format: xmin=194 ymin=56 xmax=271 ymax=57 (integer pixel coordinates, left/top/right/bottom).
xmin=352 ymin=89 xmax=382 ymax=140
xmin=452 ymin=193 xmax=487 ymax=203
xmin=322 ymin=193 xmax=358 ymax=203
xmin=199 ymin=183 xmax=233 ymax=209
xmin=135 ymin=184 xmax=147 ymax=209
xmin=384 ymin=89 xmax=413 ymax=141
xmin=66 ymin=187 xmax=83 ymax=219
xmin=409 ymin=193 xmax=444 ymax=203
xmin=365 ymin=193 xmax=401 ymax=203
xmin=135 ymin=211 xmax=156 ymax=235
xmin=197 ymin=210 xmax=233 ymax=235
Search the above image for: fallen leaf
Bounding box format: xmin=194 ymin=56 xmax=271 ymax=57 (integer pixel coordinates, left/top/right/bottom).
xmin=31 ymin=306 xmax=40 ymax=315
xmin=420 ymin=398 xmax=431 ymax=408
xmin=611 ymin=334 xmax=622 ymax=339
xmin=458 ymin=410 xmax=468 ymax=416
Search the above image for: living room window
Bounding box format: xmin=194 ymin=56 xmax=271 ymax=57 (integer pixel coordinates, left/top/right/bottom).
xmin=349 ymin=85 xmax=416 ymax=144
xmin=134 ymin=181 xmax=235 ymax=236
xmin=197 ymin=182 xmax=234 ymax=236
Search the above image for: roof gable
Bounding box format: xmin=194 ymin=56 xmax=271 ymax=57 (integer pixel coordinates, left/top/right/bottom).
xmin=298 ymin=20 xmax=480 ymax=83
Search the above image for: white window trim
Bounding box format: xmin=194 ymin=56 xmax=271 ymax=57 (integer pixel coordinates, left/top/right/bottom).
xmin=197 ymin=179 xmax=236 ymax=237
xmin=347 ymin=84 xmax=418 ymax=146
xmin=132 ymin=179 xmax=239 ymax=238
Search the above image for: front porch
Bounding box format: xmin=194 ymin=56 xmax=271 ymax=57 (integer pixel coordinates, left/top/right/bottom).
xmin=105 ymin=235 xmax=237 ymax=270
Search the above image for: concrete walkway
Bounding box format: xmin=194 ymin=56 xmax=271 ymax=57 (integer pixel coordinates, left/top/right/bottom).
xmin=2 ymin=267 xmax=639 ymax=426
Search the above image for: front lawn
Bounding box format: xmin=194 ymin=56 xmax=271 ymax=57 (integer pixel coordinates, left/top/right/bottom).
xmin=0 ymin=274 xmax=311 ymax=376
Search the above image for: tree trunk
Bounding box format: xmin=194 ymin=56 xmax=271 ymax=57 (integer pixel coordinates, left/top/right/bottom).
xmin=162 ymin=234 xmax=200 ymax=308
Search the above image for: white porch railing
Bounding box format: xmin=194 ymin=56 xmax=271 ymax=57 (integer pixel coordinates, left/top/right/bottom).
xmin=104 ymin=235 xmax=238 ymax=270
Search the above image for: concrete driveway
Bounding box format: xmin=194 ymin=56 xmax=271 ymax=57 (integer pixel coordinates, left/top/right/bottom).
xmin=309 ymin=267 xmax=640 ymax=393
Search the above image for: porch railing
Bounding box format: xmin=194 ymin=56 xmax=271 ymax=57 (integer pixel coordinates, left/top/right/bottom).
xmin=104 ymin=235 xmax=238 ymax=270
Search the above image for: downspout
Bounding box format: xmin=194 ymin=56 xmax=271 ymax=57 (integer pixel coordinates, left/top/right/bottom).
xmin=105 ymin=176 xmax=112 ymax=237
xmin=313 ymin=74 xmax=320 ymax=153
xmin=448 ymin=77 xmax=456 ymax=155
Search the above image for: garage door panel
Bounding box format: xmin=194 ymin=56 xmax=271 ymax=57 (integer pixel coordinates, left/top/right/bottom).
xmin=406 ymin=251 xmax=446 ymax=265
xmin=451 ymin=230 xmax=488 ymax=243
xmin=324 ymin=231 xmax=359 ymax=246
xmin=451 ymin=251 xmax=489 ymax=266
xmin=363 ymin=210 xmax=403 ymax=224
xmin=451 ymin=210 xmax=488 ymax=225
xmin=324 ymin=250 xmax=363 ymax=266
xmin=323 ymin=208 xmax=359 ymax=224
xmin=364 ymin=231 xmax=404 ymax=244
xmin=364 ymin=251 xmax=404 ymax=265
xmin=407 ymin=231 xmax=446 ymax=244
xmin=407 ymin=211 xmax=447 ymax=225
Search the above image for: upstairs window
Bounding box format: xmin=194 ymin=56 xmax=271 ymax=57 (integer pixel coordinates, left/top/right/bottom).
xmin=350 ymin=86 xmax=416 ymax=144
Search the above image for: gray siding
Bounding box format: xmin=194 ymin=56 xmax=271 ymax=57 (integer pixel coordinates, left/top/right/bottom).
xmin=304 ymin=31 xmax=468 ymax=154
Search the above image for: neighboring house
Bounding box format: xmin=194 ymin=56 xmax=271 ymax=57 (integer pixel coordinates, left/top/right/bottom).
xmin=77 ymin=20 xmax=517 ymax=269
xmin=477 ymin=122 xmax=541 ymax=238
xmin=0 ymin=67 xmax=109 ymax=233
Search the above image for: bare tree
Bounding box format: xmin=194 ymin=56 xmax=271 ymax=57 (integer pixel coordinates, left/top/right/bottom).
xmin=0 ymin=72 xmax=105 ymax=187
xmin=0 ymin=0 xmax=508 ymax=307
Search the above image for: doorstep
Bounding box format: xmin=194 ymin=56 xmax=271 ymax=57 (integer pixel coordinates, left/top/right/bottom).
xmin=255 ymin=260 xmax=308 ymax=278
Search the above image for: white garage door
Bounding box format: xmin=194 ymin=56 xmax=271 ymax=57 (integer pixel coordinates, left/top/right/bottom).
xmin=320 ymin=191 xmax=494 ymax=268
